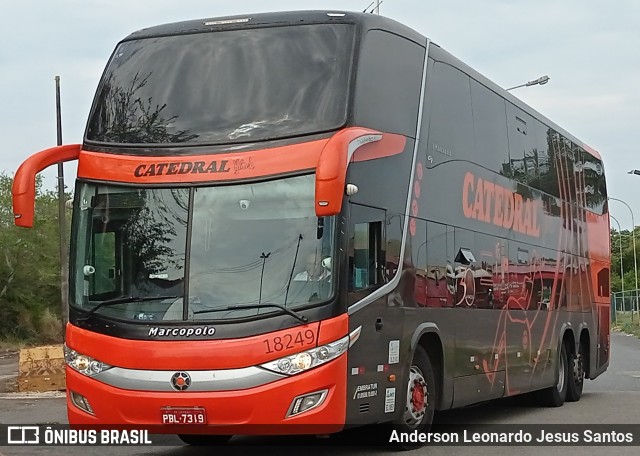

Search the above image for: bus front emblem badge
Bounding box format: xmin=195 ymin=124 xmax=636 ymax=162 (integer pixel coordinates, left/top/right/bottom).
xmin=171 ymin=372 xmax=191 ymax=391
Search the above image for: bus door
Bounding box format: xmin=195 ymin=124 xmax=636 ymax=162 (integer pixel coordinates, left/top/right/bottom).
xmin=345 ymin=203 xmax=404 ymax=424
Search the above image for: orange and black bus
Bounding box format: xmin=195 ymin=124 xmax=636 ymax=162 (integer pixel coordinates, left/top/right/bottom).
xmin=12 ymin=11 xmax=610 ymax=444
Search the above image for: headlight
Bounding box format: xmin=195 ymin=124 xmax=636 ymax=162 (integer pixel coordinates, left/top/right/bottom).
xmin=64 ymin=345 xmax=112 ymax=377
xmin=260 ymin=335 xmax=349 ymax=375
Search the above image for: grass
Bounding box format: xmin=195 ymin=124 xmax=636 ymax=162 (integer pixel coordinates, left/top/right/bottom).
xmin=0 ymin=338 xmax=23 ymax=353
xmin=612 ymin=311 xmax=640 ymax=339
xmin=0 ymin=309 xmax=63 ymax=352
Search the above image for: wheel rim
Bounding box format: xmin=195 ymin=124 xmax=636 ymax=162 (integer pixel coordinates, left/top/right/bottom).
xmin=573 ymin=352 xmax=584 ymax=384
xmin=403 ymin=365 xmax=428 ymax=427
xmin=557 ymin=349 xmax=566 ymax=392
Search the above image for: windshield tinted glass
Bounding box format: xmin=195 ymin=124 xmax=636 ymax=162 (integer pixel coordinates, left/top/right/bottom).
xmin=72 ymin=185 xmax=189 ymax=320
xmin=188 ymin=175 xmax=334 ymax=320
xmin=86 ymin=24 xmax=355 ymax=146
xmin=71 ymin=175 xmax=335 ymax=322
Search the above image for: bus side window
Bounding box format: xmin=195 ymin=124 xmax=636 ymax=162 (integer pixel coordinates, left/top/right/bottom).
xmin=349 ymin=221 xmax=384 ymax=291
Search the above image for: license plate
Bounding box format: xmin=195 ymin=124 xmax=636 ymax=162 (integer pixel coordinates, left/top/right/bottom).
xmin=161 ymin=407 xmax=207 ymax=425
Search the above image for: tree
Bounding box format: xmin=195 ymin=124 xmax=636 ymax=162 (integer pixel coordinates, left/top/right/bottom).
xmin=610 ymin=227 xmax=640 ymax=294
xmin=0 ymin=173 xmax=67 ymax=341
xmin=91 ymin=71 xmax=198 ymax=144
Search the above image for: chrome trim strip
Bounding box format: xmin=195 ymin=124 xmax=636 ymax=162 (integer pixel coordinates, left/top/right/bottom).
xmin=348 ymin=38 xmax=431 ymax=315
xmin=92 ymin=366 xmax=286 ymax=392
xmin=349 ymin=325 xmax=363 ymax=348
xmin=285 ymin=389 xmax=329 ymax=417
xmin=347 ymin=134 xmax=383 ymax=165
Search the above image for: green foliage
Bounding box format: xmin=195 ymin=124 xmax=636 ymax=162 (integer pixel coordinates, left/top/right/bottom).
xmin=610 ymin=227 xmax=640 ymax=294
xmin=613 ymin=312 xmax=640 ymax=339
xmin=0 ymin=173 xmax=68 ymax=342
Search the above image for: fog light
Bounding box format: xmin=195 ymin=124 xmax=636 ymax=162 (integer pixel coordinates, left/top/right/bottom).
xmin=286 ymin=390 xmax=328 ymax=417
xmin=70 ymin=391 xmax=94 ymax=415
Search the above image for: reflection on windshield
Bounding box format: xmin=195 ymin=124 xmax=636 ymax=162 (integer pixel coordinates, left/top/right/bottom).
xmin=86 ymin=24 xmax=354 ymax=145
xmin=72 ymin=185 xmax=188 ymax=321
xmin=71 ymin=175 xmax=335 ymax=322
xmin=188 ymin=175 xmax=334 ymax=319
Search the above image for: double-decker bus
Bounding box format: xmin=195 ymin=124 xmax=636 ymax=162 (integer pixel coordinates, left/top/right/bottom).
xmin=12 ymin=11 xmax=610 ymax=445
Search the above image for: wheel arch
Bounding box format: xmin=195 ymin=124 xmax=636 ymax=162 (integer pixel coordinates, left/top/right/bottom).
xmin=410 ymin=323 xmax=447 ymax=410
xmin=559 ymin=321 xmax=576 ymax=355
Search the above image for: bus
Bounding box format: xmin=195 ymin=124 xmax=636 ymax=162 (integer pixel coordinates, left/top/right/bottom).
xmin=12 ymin=11 xmax=610 ymax=445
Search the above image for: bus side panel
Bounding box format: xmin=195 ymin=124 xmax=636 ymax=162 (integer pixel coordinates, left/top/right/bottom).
xmin=586 ymin=206 xmax=611 ymax=376
xmin=342 ymin=27 xmax=433 ymax=425
xmin=344 ymin=27 xmax=427 ymax=425
xmin=418 ymin=48 xmax=610 ymax=403
xmin=342 ymin=137 xmax=415 ymax=425
xmin=345 ymin=299 xmax=407 ymax=425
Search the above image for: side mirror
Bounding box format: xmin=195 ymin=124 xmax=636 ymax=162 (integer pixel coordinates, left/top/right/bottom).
xmin=314 ymin=128 xmax=406 ymax=216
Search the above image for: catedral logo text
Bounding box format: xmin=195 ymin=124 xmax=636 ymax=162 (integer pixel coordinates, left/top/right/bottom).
xmin=134 ymin=160 xmax=230 ymax=177
xmin=462 ymin=172 xmax=541 ymax=238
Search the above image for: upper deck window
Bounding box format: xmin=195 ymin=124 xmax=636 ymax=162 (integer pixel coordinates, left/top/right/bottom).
xmin=86 ymin=24 xmax=355 ymax=146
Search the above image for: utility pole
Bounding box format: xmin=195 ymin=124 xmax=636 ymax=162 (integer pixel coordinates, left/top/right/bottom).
xmin=375 ymin=0 xmax=381 ymax=14
xmin=55 ymin=76 xmax=69 ymax=331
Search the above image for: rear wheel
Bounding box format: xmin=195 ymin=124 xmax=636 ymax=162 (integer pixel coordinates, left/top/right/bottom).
xmin=536 ymin=341 xmax=568 ymax=407
xmin=392 ymin=345 xmax=436 ymax=445
xmin=566 ymin=343 xmax=585 ymax=402
xmin=177 ymin=434 xmax=232 ymax=446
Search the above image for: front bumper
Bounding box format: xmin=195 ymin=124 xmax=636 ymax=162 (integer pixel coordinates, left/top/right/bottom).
xmin=66 ymin=354 xmax=347 ymax=435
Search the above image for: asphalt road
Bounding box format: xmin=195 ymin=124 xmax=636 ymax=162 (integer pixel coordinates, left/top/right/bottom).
xmin=0 ymin=330 xmax=639 ymax=456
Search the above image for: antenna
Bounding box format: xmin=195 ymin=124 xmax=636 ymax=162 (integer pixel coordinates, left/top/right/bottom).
xmin=363 ymin=0 xmax=383 ymax=14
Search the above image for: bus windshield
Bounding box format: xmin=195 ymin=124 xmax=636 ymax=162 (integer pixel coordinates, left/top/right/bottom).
xmin=85 ymin=24 xmax=355 ymax=146
xmin=71 ymin=174 xmax=335 ymax=322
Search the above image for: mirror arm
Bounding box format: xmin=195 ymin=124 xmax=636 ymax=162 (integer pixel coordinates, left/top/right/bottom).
xmin=13 ymin=144 xmax=81 ymax=227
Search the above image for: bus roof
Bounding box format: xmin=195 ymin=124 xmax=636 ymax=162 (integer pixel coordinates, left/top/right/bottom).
xmin=123 ymin=10 xmax=423 ymax=44
xmin=121 ymin=10 xmax=601 ymax=162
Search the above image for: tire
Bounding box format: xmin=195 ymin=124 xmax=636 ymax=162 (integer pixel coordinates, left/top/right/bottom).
xmin=566 ymin=343 xmax=585 ymax=402
xmin=390 ymin=345 xmax=436 ymax=448
xmin=536 ymin=341 xmax=569 ymax=407
xmin=177 ymin=434 xmax=232 ymax=446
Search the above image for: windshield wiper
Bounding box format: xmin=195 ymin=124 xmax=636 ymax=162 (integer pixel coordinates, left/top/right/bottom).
xmin=79 ymin=295 xmax=179 ymax=320
xmin=194 ymin=303 xmax=308 ymax=324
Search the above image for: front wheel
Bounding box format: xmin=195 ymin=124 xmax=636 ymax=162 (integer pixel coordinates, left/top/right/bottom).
xmin=393 ymin=346 xmax=436 ymax=436
xmin=178 ymin=434 xmax=232 ymax=446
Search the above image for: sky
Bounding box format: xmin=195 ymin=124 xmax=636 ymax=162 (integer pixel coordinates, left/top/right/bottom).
xmin=2 ymin=0 xmax=639 ymax=229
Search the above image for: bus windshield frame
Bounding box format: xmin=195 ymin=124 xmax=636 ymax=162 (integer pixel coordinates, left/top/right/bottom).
xmin=70 ymin=174 xmax=336 ymax=323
